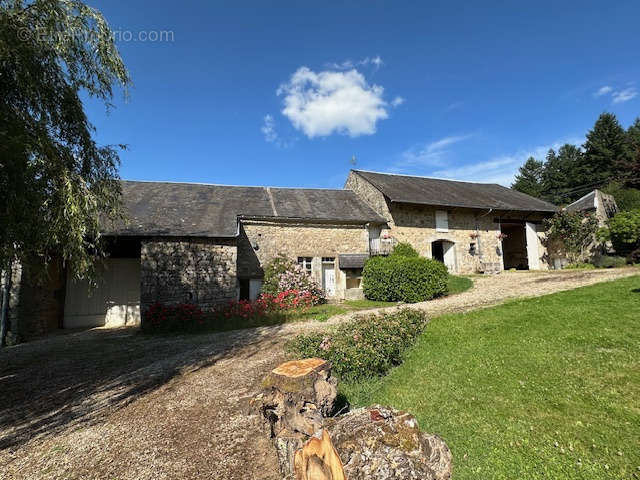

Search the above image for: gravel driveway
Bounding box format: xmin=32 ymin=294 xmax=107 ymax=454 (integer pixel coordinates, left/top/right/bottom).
xmin=0 ymin=268 xmax=636 ymax=480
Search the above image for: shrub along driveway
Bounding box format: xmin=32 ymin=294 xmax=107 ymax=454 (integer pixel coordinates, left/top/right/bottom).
xmin=0 ymin=268 xmax=637 ymax=479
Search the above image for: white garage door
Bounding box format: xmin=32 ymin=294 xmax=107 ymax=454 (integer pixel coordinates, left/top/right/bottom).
xmin=64 ymin=258 xmax=141 ymax=328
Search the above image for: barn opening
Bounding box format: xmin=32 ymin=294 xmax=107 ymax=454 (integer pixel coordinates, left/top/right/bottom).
xmin=500 ymin=223 xmax=528 ymax=270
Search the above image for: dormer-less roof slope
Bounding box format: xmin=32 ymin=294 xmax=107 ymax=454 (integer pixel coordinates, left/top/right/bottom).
xmin=351 ymin=170 xmax=558 ymax=212
xmin=103 ymin=180 xmax=386 ymax=238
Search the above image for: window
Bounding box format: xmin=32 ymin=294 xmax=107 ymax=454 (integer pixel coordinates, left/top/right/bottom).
xmin=435 ymin=210 xmax=449 ymax=232
xmin=297 ymin=257 xmax=312 ymax=275
xmin=321 ymin=257 xmax=335 ymax=264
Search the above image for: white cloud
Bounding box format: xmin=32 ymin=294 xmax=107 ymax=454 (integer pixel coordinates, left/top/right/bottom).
xmin=400 ymin=134 xmax=473 ymax=168
xmin=261 ymin=114 xmax=291 ymax=148
xmin=432 ymin=137 xmax=584 ymax=186
xmin=594 ymin=85 xmax=612 ymax=97
xmin=326 ymin=55 xmax=384 ymax=71
xmin=277 ymin=67 xmax=389 ymax=138
xmin=391 ymin=96 xmax=405 ymax=107
xmin=612 ymin=87 xmax=637 ymax=104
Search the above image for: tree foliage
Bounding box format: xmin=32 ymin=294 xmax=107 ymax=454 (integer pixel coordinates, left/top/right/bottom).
xmin=543 ymin=211 xmax=599 ymax=263
xmin=598 ymin=210 xmax=640 ymax=255
xmin=0 ymin=0 xmax=131 ymax=279
xmin=512 ymin=156 xmax=544 ymax=198
xmin=512 ymin=113 xmax=640 ymax=206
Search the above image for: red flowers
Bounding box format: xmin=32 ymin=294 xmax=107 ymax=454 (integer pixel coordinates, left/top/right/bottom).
xmin=144 ymin=302 xmax=205 ymax=329
xmin=220 ymin=289 xmax=317 ymax=320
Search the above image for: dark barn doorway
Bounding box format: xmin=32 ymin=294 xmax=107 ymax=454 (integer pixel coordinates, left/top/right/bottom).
xmin=501 ymin=223 xmax=528 ymax=270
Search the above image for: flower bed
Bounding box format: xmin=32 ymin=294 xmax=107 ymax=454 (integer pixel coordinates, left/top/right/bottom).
xmin=142 ymin=289 xmax=320 ymax=332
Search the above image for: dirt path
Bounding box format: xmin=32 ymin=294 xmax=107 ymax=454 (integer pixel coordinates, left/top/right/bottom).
xmin=0 ymin=268 xmax=636 ymax=479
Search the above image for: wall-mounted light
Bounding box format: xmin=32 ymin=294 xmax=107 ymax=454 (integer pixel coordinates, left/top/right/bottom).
xmin=251 ymin=240 xmax=259 ymax=251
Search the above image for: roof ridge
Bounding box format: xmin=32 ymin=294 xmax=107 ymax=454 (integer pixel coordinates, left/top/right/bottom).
xmin=120 ymin=179 xmax=349 ymax=191
xmin=351 ymin=169 xmax=501 ymax=186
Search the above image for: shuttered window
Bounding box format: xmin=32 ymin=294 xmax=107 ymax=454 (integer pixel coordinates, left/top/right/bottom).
xmin=435 ymin=210 xmax=449 ymax=232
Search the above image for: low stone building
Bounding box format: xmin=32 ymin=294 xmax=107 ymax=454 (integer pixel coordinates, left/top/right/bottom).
xmin=345 ymin=170 xmax=558 ymax=273
xmin=6 ymin=170 xmax=560 ymax=338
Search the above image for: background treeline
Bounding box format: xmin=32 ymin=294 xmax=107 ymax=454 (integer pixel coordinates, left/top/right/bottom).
xmin=511 ymin=113 xmax=640 ymax=210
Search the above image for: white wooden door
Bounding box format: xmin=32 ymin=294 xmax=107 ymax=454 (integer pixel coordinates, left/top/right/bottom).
xmin=443 ymin=241 xmax=457 ymax=273
xmin=249 ymin=279 xmax=262 ymax=300
xmin=322 ymin=265 xmax=336 ymax=297
xmin=64 ymin=258 xmax=140 ymax=328
xmin=525 ymin=222 xmax=540 ymax=270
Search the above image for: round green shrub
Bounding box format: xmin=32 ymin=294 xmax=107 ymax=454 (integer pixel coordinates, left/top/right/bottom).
xmin=362 ymin=255 xmax=448 ymax=303
xmin=389 ymin=242 xmax=419 ymax=257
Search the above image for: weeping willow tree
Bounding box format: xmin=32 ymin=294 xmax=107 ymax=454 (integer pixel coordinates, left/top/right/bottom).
xmin=0 ymin=0 xmax=130 ymax=344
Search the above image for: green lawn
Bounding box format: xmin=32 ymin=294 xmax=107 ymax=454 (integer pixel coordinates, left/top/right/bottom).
xmin=342 ymin=276 xmax=640 ymax=480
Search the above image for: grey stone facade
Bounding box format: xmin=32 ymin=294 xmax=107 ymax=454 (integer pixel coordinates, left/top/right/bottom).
xmin=346 ymin=171 xmax=551 ymax=273
xmin=140 ymin=238 xmax=237 ymax=312
xmin=238 ymin=220 xmax=370 ymax=299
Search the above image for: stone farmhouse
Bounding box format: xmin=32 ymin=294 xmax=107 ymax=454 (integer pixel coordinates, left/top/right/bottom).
xmin=7 ymin=170 xmax=559 ymax=339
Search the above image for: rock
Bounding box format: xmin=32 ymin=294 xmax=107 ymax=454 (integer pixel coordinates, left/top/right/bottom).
xmin=324 ymin=405 xmax=452 ymax=480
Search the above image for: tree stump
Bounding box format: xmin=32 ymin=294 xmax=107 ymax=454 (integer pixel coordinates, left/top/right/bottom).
xmin=294 ymin=429 xmax=346 ymax=480
xmin=255 ymin=358 xmax=338 ymax=479
xmin=324 ymin=405 xmax=452 ymax=480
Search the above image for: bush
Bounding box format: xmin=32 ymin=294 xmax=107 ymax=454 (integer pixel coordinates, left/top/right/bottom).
xmin=627 ymin=248 xmax=640 ymax=265
xmin=389 ymin=242 xmax=419 ymax=257
xmin=592 ymin=255 xmax=627 ymax=269
xmin=261 ymin=254 xmax=325 ymax=304
xmin=362 ymin=255 xmax=448 ymax=303
xmin=142 ymin=302 xmax=205 ymax=332
xmin=600 ymin=210 xmax=640 ymax=255
xmin=284 ymin=309 xmax=428 ymax=381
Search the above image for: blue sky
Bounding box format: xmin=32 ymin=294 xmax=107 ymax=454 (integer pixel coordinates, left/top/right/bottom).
xmin=85 ymin=1 xmax=640 ymax=188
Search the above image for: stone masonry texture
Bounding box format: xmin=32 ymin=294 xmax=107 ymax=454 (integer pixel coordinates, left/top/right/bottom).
xmin=345 ymin=171 xmax=550 ymax=273
xmin=238 ymin=221 xmax=370 ymax=299
xmin=140 ymin=238 xmax=237 ymax=312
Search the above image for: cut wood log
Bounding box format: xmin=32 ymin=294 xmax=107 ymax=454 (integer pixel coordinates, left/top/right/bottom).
xmin=255 ymin=358 xmax=338 ymax=479
xmin=294 ymin=430 xmax=346 ymax=480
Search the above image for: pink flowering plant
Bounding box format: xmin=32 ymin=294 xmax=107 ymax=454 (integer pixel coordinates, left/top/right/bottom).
xmin=285 ymin=309 xmax=427 ymax=380
xmin=262 ymin=254 xmax=326 ymax=305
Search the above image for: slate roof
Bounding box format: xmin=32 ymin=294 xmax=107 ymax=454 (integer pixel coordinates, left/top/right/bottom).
xmin=338 ymin=253 xmax=369 ymax=269
xmin=351 ymin=170 xmax=558 ymax=212
xmin=104 ymin=180 xmax=386 ymax=238
xmin=565 ymin=191 xmax=598 ymax=212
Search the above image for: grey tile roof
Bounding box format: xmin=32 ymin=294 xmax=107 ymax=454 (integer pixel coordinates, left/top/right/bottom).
xmin=104 ymin=180 xmax=386 ymax=238
xmin=352 ymin=170 xmax=558 ymax=213
xmin=338 ymin=253 xmax=369 ymax=269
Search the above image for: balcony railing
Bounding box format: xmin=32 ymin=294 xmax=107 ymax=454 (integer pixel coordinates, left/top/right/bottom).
xmin=369 ymin=237 xmax=397 ymax=256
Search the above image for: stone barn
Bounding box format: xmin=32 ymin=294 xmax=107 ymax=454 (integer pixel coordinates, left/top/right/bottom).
xmin=345 ymin=170 xmax=558 ymax=274
xmin=6 ymin=170 xmax=561 ymax=339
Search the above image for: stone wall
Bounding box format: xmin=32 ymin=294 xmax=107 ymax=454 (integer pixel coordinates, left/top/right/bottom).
xmin=346 ymin=172 xmax=551 ymax=273
xmin=344 ymin=172 xmax=393 ymax=222
xmin=238 ymin=220 xmax=370 ymax=299
xmin=387 ymin=203 xmax=505 ymax=273
xmin=140 ymin=238 xmax=237 ymax=312
xmin=4 ymin=259 xmax=66 ymax=342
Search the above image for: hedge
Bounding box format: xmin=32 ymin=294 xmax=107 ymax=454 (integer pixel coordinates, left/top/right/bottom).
xmin=284 ymin=309 xmax=428 ymax=381
xmin=362 ymin=255 xmax=449 ymax=303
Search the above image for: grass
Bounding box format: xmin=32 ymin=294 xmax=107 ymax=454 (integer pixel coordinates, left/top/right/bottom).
xmin=341 ymin=276 xmax=640 ymax=480
xmin=447 ymin=274 xmax=474 ymax=295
